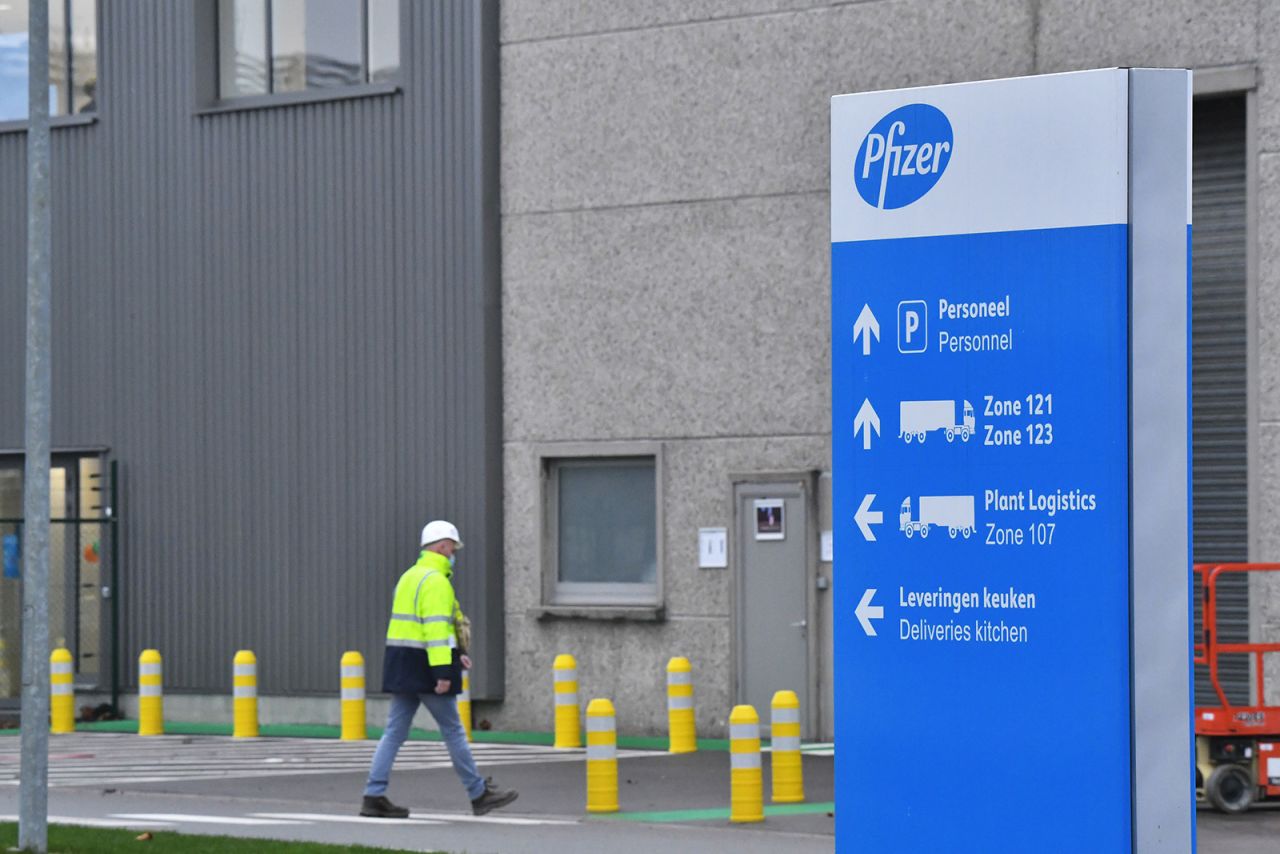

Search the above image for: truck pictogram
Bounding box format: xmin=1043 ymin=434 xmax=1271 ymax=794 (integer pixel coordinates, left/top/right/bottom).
xmin=899 ymin=399 xmax=975 ymax=443
xmin=899 ymin=495 xmax=975 ymax=539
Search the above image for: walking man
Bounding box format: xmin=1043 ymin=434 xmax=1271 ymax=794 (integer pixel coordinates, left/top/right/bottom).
xmin=360 ymin=520 xmax=518 ymax=818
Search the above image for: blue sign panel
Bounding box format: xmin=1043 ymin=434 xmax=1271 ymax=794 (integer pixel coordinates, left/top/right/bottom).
xmin=834 ymin=225 xmax=1130 ymax=849
xmin=832 ymin=70 xmax=1192 ymax=852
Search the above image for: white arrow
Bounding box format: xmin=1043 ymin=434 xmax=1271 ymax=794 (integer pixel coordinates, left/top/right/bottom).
xmin=856 ymin=588 xmax=884 ymax=637
xmin=855 ymin=494 xmax=883 ymax=541
xmin=853 ymin=398 xmax=880 ymax=450
xmin=853 ymin=304 xmax=880 ymax=356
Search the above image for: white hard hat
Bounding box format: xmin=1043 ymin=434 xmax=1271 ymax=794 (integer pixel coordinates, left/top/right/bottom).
xmin=420 ymin=520 xmax=463 ymax=548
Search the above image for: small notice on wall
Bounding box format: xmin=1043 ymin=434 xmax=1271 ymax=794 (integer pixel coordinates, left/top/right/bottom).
xmin=698 ymin=528 xmax=728 ymax=568
xmin=753 ymin=499 xmax=785 ymax=541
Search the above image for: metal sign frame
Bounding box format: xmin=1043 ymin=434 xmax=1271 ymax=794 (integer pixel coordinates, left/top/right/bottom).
xmin=831 ymin=68 xmax=1192 ymax=853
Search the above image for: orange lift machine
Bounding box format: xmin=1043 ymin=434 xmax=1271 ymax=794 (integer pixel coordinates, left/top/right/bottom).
xmin=1194 ymin=562 xmax=1280 ymax=812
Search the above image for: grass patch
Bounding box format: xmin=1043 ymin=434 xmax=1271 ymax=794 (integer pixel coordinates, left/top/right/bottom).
xmin=0 ymin=822 xmax=431 ymax=853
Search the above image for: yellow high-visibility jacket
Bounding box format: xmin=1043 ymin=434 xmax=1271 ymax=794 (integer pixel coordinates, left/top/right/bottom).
xmin=381 ymin=549 xmax=465 ymax=696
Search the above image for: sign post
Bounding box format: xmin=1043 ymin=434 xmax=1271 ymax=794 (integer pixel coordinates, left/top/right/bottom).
xmin=831 ymin=69 xmax=1192 ymax=852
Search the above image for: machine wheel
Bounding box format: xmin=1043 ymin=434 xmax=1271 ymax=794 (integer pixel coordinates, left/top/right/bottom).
xmin=948 ymin=526 xmax=958 ymax=539
xmin=920 ymin=524 xmax=929 ymax=539
xmin=962 ymin=526 xmax=973 ymax=539
xmin=916 ymin=431 xmax=926 ymax=443
xmin=960 ymin=427 xmax=971 ymax=441
xmin=904 ymin=433 xmax=913 ymax=444
xmin=945 ymin=428 xmax=955 ymax=443
xmin=1206 ymin=763 xmax=1255 ymax=814
xmin=904 ymin=526 xmax=914 ymax=539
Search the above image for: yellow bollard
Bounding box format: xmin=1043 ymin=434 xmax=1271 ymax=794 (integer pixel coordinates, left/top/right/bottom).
xmin=729 ymin=704 xmax=764 ymax=823
xmin=553 ymin=653 xmax=581 ymax=748
xmin=138 ymin=649 xmax=164 ymax=736
xmin=585 ymin=698 xmax=618 ymax=813
xmin=458 ymin=669 xmax=473 ymax=741
xmin=233 ymin=650 xmax=259 ymax=738
xmin=666 ymin=656 xmax=696 ymax=753
xmin=340 ymin=651 xmax=367 ymax=741
xmin=49 ymin=647 xmax=74 ymax=733
xmin=770 ymin=690 xmax=804 ymax=802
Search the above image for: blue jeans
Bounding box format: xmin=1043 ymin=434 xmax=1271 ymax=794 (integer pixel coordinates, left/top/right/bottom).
xmin=364 ymin=692 xmax=485 ymax=800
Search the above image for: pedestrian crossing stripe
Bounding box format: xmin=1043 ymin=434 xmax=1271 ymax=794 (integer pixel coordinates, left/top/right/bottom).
xmin=0 ymin=811 xmax=575 ymax=829
xmin=0 ymin=814 xmax=175 ymax=829
xmin=0 ymin=733 xmax=662 ymax=788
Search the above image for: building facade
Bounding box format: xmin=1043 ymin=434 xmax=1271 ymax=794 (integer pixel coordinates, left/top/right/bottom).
xmin=0 ymin=1 xmax=1273 ymax=740
xmin=0 ymin=1 xmax=506 ymax=716
xmin=494 ymin=0 xmax=1271 ymax=740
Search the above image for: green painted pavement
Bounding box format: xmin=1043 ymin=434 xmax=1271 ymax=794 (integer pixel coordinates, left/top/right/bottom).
xmin=6 ymin=720 xmax=832 ymax=758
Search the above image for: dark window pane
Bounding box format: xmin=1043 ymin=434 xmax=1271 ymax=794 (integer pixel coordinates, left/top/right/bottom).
xmin=272 ymin=0 xmax=361 ymax=92
xmin=218 ymin=0 xmax=268 ymax=97
xmin=69 ymin=0 xmax=94 ymax=112
xmin=557 ymin=461 xmax=656 ymax=585
xmin=366 ymin=0 xmax=398 ymax=83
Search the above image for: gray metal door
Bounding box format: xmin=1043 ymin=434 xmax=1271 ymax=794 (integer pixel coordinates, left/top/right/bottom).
xmin=735 ymin=480 xmax=811 ymax=737
xmin=1191 ymin=96 xmax=1249 ymax=706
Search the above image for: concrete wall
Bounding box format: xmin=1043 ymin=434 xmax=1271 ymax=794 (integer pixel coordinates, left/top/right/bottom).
xmin=497 ymin=0 xmax=1277 ymax=736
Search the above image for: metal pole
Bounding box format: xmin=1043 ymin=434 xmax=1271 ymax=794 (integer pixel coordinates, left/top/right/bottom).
xmin=109 ymin=460 xmax=119 ymax=717
xmin=20 ymin=0 xmax=53 ymax=849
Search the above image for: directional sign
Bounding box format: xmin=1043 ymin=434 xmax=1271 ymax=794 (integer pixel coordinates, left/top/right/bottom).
xmin=853 ymin=399 xmax=879 ymax=450
xmin=831 ymin=70 xmax=1191 ymax=853
xmin=853 ymin=304 xmax=879 ymax=355
xmin=854 ymin=588 xmax=882 ymax=637
xmin=853 ymin=494 xmax=881 ymax=542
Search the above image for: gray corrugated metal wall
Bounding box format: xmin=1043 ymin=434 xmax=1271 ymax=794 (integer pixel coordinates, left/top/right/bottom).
xmin=1191 ymin=95 xmax=1249 ymax=706
xmin=0 ymin=0 xmax=505 ymax=699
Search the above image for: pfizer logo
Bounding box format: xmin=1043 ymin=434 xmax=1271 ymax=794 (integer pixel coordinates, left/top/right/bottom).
xmin=854 ymin=104 xmax=953 ymax=210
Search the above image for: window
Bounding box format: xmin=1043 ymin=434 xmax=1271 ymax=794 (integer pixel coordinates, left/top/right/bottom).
xmin=545 ymin=453 xmax=661 ymax=607
xmin=0 ymin=0 xmax=98 ymax=122
xmin=0 ymin=453 xmax=109 ymax=699
xmin=218 ymin=0 xmax=399 ymax=100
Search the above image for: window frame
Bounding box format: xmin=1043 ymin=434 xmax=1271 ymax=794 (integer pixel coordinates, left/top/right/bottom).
xmin=537 ymin=442 xmax=665 ymax=616
xmin=0 ymin=0 xmax=100 ymax=134
xmin=199 ymin=0 xmax=403 ymax=113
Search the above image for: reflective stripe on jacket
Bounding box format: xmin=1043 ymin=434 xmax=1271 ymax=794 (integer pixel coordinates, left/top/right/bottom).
xmin=382 ymin=550 xmax=465 ymax=695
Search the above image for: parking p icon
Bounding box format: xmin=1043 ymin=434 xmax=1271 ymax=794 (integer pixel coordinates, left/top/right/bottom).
xmin=897 ymin=300 xmax=927 ymax=353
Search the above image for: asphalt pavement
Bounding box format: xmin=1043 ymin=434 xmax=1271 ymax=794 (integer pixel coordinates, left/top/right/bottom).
xmin=1 ymin=732 xmax=1277 ymax=852
xmin=0 ymin=733 xmax=834 ymax=853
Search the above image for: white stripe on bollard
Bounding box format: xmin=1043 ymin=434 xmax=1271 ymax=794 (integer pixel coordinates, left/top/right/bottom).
xmin=772 ymin=707 xmax=801 ymax=724
xmin=586 ymin=744 xmax=616 ymax=761
xmin=771 ymin=735 xmax=802 ymax=752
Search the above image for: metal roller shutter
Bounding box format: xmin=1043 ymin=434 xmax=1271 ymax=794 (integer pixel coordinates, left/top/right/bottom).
xmin=1190 ymin=96 xmax=1249 ymax=707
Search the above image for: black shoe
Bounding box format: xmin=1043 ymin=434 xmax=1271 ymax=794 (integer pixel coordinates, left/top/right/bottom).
xmin=471 ymin=778 xmax=519 ymax=816
xmin=360 ymin=794 xmax=409 ymax=818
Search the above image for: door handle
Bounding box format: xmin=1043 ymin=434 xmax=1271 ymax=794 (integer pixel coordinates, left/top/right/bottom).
xmin=790 ymin=620 xmax=807 ymax=629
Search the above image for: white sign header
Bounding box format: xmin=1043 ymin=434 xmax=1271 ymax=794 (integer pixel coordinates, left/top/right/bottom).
xmin=831 ymin=69 xmax=1131 ymax=242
